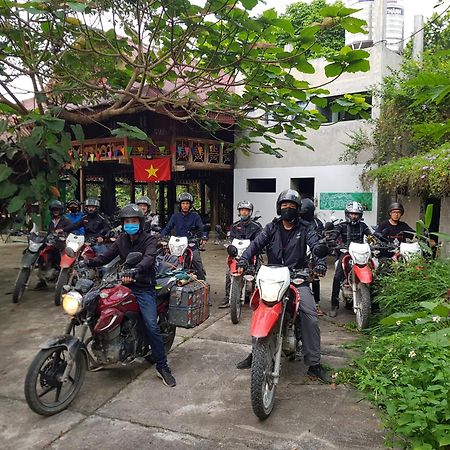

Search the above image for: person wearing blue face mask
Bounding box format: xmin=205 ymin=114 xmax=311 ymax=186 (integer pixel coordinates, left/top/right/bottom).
xmin=82 ymin=203 xmax=176 ymax=387
xmin=219 ymin=200 xmax=262 ymax=308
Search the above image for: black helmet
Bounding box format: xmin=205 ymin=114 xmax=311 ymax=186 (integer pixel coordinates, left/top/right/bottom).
xmin=85 ymin=198 xmax=100 ymax=207
xmin=48 ymin=200 xmax=64 ymax=212
xmin=119 ymin=203 xmax=144 ymax=228
xmin=136 ymin=196 xmax=152 ymax=208
xmin=300 ymin=198 xmax=315 ymax=222
xmin=237 ymin=200 xmax=253 ymax=215
xmin=67 ymin=199 xmax=80 ymax=208
xmin=276 ymin=189 xmax=301 ymax=215
xmin=345 ymin=201 xmax=364 ymax=224
xmin=177 ymin=192 xmax=193 ymax=204
xmin=388 ymin=202 xmax=404 ymax=215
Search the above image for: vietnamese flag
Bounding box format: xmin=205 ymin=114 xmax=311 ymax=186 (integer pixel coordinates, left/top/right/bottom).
xmin=132 ymin=157 xmax=171 ymax=182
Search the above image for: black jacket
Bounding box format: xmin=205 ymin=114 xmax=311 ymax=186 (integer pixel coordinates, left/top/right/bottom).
xmin=230 ymin=219 xmax=262 ymax=241
xmin=241 ymin=217 xmax=325 ymax=271
xmin=48 ymin=216 xmax=74 ymax=233
xmin=376 ymin=220 xmax=414 ymax=243
xmin=335 ymin=221 xmax=372 ymax=245
xmin=87 ymin=231 xmax=158 ymax=287
xmin=69 ymin=213 xmax=111 ymax=239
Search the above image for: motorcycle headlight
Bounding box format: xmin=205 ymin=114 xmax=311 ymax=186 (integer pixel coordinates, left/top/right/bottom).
xmin=65 ymin=247 xmax=75 ymax=257
xmin=62 ymin=291 xmax=83 ymax=315
xmin=259 ymin=280 xmax=284 ymax=303
xmin=28 ymin=241 xmax=42 ymax=252
xmin=169 ymin=244 xmax=185 ymax=257
xmin=351 ymin=252 xmax=370 ymax=265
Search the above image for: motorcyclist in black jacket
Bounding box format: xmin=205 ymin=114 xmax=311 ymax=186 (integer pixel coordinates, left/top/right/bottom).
xmin=83 ymin=204 xmax=176 ymax=387
xmin=329 ymin=201 xmax=374 ymax=317
xmin=219 ymin=200 xmax=262 ymax=308
xmin=299 ymin=198 xmax=325 ymax=316
xmin=235 ymin=189 xmax=330 ymax=382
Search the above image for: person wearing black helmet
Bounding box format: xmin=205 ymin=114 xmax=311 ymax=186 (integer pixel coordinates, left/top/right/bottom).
xmin=235 ymin=189 xmax=330 ymax=382
xmin=300 ymin=198 xmax=325 ymax=316
xmin=376 ymin=202 xmax=414 ymax=243
xmin=68 ymin=197 xmax=111 ymax=253
xmin=65 ymin=199 xmax=85 ymax=235
xmin=160 ymin=192 xmax=208 ymax=279
xmin=329 ymin=201 xmax=374 ymax=317
xmin=82 ymin=204 xmax=176 ymax=387
xmin=136 ymin=196 xmax=159 ymax=233
xmin=219 ymin=200 xmax=262 ymax=308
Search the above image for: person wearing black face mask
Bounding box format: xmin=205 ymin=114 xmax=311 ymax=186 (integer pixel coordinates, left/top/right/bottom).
xmin=234 ymin=189 xmax=330 ymax=382
xmin=65 ymin=200 xmax=85 ymax=235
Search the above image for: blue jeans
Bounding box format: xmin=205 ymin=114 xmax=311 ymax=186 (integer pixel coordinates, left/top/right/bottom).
xmin=131 ymin=286 xmax=168 ymax=370
xmin=93 ymin=244 xmax=108 ymax=255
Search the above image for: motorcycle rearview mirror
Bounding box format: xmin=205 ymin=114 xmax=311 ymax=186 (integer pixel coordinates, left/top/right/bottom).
xmin=313 ymin=244 xmax=329 ymax=258
xmin=125 ymin=252 xmax=143 ymax=267
xmin=227 ymin=245 xmax=238 ymax=258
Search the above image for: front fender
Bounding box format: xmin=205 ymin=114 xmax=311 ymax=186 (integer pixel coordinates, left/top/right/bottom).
xmin=250 ymin=302 xmax=282 ymax=338
xmin=60 ymin=254 xmax=76 ymax=269
xmin=353 ymin=265 xmax=373 ymax=284
xmin=40 ymin=334 xmax=87 ymax=362
xmin=21 ymin=251 xmax=40 ymax=268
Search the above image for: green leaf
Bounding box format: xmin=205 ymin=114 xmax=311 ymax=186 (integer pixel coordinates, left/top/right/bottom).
xmin=424 ymin=204 xmax=433 ymax=229
xmin=296 ymin=58 xmax=315 ymax=74
xmin=324 ymin=62 xmax=342 ymax=77
xmin=340 ymin=16 xmax=367 ymax=34
xmin=7 ymin=196 xmax=24 ymax=213
xmin=111 ymin=122 xmax=148 ymax=141
xmin=419 ymin=301 xmax=439 ymax=311
xmin=67 ymin=2 xmax=87 ymax=13
xmin=380 ymin=312 xmax=424 ymax=326
xmin=0 ymin=164 xmax=13 ymax=182
xmin=346 ymin=60 xmax=370 ymax=73
xmin=0 ymin=181 xmax=18 ymax=199
xmin=42 ymin=117 xmax=65 ymax=133
xmin=70 ymin=124 xmax=84 ymax=144
xmin=430 ymin=231 xmax=450 ymax=242
xmin=240 ymin=0 xmax=258 ymax=10
xmin=310 ymin=97 xmax=327 ymax=108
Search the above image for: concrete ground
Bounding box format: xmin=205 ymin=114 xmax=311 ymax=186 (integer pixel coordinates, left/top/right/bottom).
xmin=0 ymin=240 xmax=385 ymax=450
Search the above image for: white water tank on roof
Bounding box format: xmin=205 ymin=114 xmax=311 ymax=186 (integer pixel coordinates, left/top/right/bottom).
xmin=386 ymin=0 xmax=404 ymax=52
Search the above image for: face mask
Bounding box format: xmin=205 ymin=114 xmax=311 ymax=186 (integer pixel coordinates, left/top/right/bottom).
xmin=69 ymin=207 xmax=78 ymax=213
xmin=280 ymin=208 xmax=297 ymax=222
xmin=239 ymin=215 xmax=250 ymax=222
xmin=123 ymin=223 xmax=140 ymax=235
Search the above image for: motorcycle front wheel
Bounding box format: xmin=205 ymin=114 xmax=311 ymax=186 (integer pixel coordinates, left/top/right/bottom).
xmin=229 ymin=277 xmax=243 ymax=324
xmin=54 ymin=268 xmax=72 ymax=306
xmin=355 ymin=283 xmax=371 ymax=330
xmin=251 ymin=335 xmax=277 ymax=419
xmin=12 ymin=267 xmax=31 ymax=303
xmin=24 ymin=347 xmax=86 ymax=416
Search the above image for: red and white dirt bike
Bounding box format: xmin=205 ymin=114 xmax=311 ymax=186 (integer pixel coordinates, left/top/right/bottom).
xmin=249 ymin=264 xmax=315 ymax=419
xmin=337 ymin=242 xmax=376 ymax=330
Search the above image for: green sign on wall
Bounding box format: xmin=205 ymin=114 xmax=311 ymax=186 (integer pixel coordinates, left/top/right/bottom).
xmin=319 ymin=192 xmax=373 ymax=211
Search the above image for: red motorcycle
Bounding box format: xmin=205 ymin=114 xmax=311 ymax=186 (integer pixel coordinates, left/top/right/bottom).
xmin=249 ymin=264 xmax=313 ymax=419
xmin=24 ymin=252 xmax=177 ymax=416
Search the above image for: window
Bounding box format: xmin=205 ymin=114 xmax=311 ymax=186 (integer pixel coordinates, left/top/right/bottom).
xmin=247 ymin=178 xmax=276 ymax=193
xmin=317 ymin=92 xmax=372 ymax=123
xmin=291 ymin=178 xmax=315 ymax=199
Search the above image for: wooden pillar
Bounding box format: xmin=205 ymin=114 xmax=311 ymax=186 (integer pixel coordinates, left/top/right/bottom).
xmin=130 ymin=175 xmax=136 ymax=203
xmin=200 ymin=180 xmax=206 ymax=215
xmin=147 ymin=182 xmax=157 ymax=214
xmin=100 ymin=172 xmax=116 ymax=216
xmin=209 ymin=182 xmax=219 ymax=229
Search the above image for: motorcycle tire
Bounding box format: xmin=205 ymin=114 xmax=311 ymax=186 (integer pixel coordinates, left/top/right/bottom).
xmin=24 ymin=347 xmax=86 ymax=416
xmin=54 ymin=268 xmax=71 ymax=306
xmin=251 ymin=335 xmax=277 ymax=420
xmin=229 ymin=277 xmax=243 ymax=325
xmin=145 ymin=312 xmax=176 ymax=363
xmin=355 ymin=283 xmax=371 ymax=330
xmin=12 ymin=267 xmax=31 ymax=303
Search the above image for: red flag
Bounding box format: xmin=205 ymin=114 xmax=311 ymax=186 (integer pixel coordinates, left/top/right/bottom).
xmin=132 ymin=157 xmax=171 ymax=182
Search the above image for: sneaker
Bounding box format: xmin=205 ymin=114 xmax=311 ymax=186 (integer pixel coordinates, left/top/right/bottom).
xmin=33 ymin=280 xmax=47 ymax=290
xmin=329 ymin=306 xmax=339 ymax=318
xmin=156 ymin=366 xmax=176 ymax=387
xmin=218 ymin=299 xmax=230 ymax=309
xmin=236 ymin=353 xmax=252 ymax=369
xmin=307 ymin=364 xmax=331 ymax=383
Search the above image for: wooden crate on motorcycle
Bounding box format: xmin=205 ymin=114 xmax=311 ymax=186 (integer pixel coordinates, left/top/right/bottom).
xmin=168 ymin=280 xmax=210 ymax=328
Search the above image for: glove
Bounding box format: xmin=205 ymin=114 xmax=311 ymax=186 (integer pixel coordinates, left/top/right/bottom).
xmin=313 ymin=264 xmax=327 ymax=277
xmin=236 ymin=258 xmax=249 ymax=270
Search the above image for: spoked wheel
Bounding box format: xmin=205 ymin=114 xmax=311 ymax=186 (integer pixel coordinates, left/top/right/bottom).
xmin=354 ymin=283 xmax=371 ymax=330
xmin=251 ymin=335 xmax=277 ymax=419
xmin=12 ymin=267 xmax=31 ymax=303
xmin=24 ymin=347 xmax=86 ymax=416
xmin=145 ymin=312 xmax=176 ymax=363
xmin=229 ymin=277 xmax=243 ymax=324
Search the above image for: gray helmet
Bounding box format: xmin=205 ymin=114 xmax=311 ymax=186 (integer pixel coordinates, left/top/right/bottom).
xmin=300 ymin=198 xmax=315 ymax=222
xmin=276 ymin=189 xmax=301 ymax=215
xmin=237 ymin=200 xmax=253 ymax=216
xmin=48 ymin=200 xmax=64 ymax=213
xmin=67 ymin=199 xmax=80 ymax=208
xmin=136 ymin=196 xmax=152 ymax=208
xmin=119 ymin=203 xmax=144 ymax=228
xmin=85 ymin=198 xmax=100 ymax=207
xmin=345 ymin=201 xmax=364 ymax=224
xmin=388 ymin=202 xmax=404 ymax=215
xmin=177 ymin=192 xmax=193 ymax=204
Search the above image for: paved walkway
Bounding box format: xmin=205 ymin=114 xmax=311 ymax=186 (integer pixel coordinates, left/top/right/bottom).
xmin=0 ymin=242 xmax=384 ymax=449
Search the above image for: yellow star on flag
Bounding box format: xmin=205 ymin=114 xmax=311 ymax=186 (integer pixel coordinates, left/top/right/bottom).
xmin=145 ymin=165 xmax=159 ymax=178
